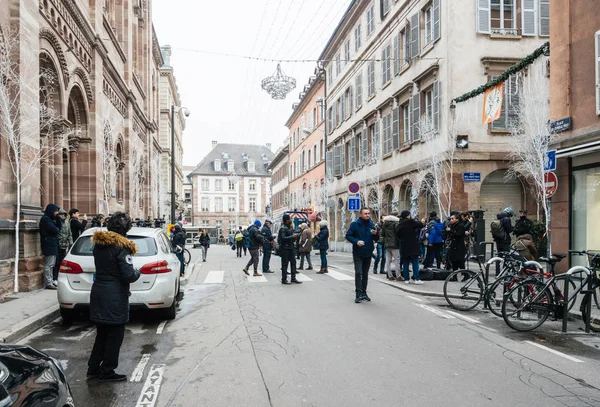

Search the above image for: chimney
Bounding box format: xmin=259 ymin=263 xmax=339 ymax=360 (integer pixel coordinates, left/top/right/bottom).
xmin=212 ymin=141 xmax=218 ymax=149
xmin=266 ymin=143 xmax=272 ymax=151
xmin=161 ymin=45 xmax=172 ymax=67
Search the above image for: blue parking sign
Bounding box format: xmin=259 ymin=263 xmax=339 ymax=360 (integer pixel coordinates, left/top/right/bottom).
xmin=348 ymin=197 xmax=361 ymax=211
xmin=544 ymin=150 xmax=556 ymax=172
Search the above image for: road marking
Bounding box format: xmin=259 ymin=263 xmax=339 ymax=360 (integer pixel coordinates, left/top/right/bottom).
xmin=204 ymin=270 xmax=225 ymax=284
xmin=156 ymin=321 xmax=167 ymax=335
xmin=59 ymin=359 xmax=69 ymax=371
xmin=446 ymin=310 xmax=481 ymax=324
xmin=135 ymin=364 xmax=165 ymax=407
xmin=294 ymin=273 xmax=313 ymax=282
xmin=415 ymin=303 xmax=455 ymax=319
xmin=407 ymin=295 xmax=423 ymax=302
xmin=326 ymin=269 xmax=354 ymax=281
xmin=130 ymin=354 xmax=151 ymax=382
xmin=525 ymin=341 xmax=584 ymax=363
xmin=247 ymin=274 xmax=268 ymax=283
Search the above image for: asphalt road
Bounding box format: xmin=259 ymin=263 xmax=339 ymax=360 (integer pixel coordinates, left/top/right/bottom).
xmin=18 ymin=245 xmax=600 ymax=407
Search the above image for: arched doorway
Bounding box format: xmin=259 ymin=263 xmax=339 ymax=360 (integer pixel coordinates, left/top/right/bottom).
xmin=368 ymin=188 xmax=379 ymax=219
xmin=480 ymin=170 xmax=524 ymax=243
xmin=65 ymin=85 xmax=88 ymax=210
xmin=420 ymin=173 xmax=438 ymax=218
xmin=399 ymin=180 xmax=412 ymax=212
xmin=382 ymin=184 xmax=394 ymax=215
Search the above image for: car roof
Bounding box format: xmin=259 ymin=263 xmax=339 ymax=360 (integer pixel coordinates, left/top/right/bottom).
xmin=80 ymin=227 xmax=162 ymax=237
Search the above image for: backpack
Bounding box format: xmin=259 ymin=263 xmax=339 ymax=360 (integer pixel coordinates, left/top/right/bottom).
xmin=490 ymin=221 xmax=506 ymax=241
xmin=235 ymin=232 xmax=243 ymax=242
xmin=419 ymin=226 xmax=428 ymax=242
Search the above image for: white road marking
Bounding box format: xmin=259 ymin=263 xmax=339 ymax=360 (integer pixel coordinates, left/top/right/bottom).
xmin=130 ymin=354 xmax=152 ymax=382
xmin=326 ymin=269 xmax=354 ymax=281
xmin=415 ymin=303 xmax=455 ymax=319
xmin=407 ymin=295 xmax=423 ymax=302
xmin=525 ymin=341 xmax=584 ymax=363
xmin=446 ymin=310 xmax=481 ymax=324
xmin=247 ymin=274 xmax=268 ymax=283
xmin=59 ymin=359 xmax=69 ymax=371
xmin=204 ymin=270 xmax=225 ymax=284
xmin=135 ymin=364 xmax=165 ymax=407
xmin=156 ymin=321 xmax=167 ymax=335
xmin=294 ymin=273 xmax=313 ymax=282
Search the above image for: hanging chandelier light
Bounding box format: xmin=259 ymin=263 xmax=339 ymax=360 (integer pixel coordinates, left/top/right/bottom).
xmin=261 ymin=63 xmax=296 ymax=100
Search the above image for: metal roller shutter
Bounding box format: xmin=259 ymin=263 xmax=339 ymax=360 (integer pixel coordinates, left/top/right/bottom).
xmin=480 ymin=171 xmax=524 ymax=244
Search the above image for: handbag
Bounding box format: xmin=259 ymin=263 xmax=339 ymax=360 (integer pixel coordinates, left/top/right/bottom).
xmin=231 ymin=243 xmax=236 ymax=251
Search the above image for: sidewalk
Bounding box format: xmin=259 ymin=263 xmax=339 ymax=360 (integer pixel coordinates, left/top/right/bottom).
xmin=0 ymin=288 xmax=60 ymax=343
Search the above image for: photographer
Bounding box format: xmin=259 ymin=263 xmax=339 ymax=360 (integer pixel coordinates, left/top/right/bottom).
xmin=171 ymin=224 xmax=187 ymax=277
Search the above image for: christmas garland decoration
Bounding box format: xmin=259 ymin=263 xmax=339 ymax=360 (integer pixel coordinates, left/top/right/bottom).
xmin=451 ymin=41 xmax=549 ymax=106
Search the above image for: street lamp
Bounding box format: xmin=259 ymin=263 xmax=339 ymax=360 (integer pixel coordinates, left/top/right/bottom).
xmin=171 ymin=105 xmax=190 ymax=224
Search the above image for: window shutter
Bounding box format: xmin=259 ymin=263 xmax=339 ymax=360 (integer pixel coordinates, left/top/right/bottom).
xmin=539 ymin=0 xmax=550 ymax=37
xmin=341 ymin=93 xmax=346 ymax=121
xmin=332 ymin=147 xmax=341 ymax=177
xmin=596 ymin=31 xmax=600 ymax=115
xmin=507 ymin=75 xmax=520 ymax=129
xmin=477 ymin=0 xmax=491 ymax=34
xmin=333 ymin=101 xmax=337 ymax=128
xmin=381 ymin=48 xmax=386 ymax=85
xmin=326 ymin=150 xmax=334 ymax=178
xmin=392 ymin=107 xmax=400 ymax=150
xmin=522 ymin=0 xmax=536 ymax=36
xmin=350 ymin=137 xmax=356 ymax=170
xmin=357 ymin=134 xmax=363 ymax=165
xmin=410 ymin=12 xmax=420 ymax=60
xmin=355 ymin=72 xmax=362 ymax=107
xmin=373 ymin=119 xmax=380 ymax=159
xmin=433 ymin=80 xmax=440 ymax=132
xmin=411 ymin=93 xmax=421 ymax=141
xmin=362 ymin=132 xmax=369 ymax=162
xmin=393 ymin=34 xmax=400 ymax=75
xmin=433 ymin=0 xmax=441 ymax=41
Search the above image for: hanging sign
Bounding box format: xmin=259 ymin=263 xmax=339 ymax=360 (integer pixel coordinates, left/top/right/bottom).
xmin=481 ymin=82 xmax=504 ymax=125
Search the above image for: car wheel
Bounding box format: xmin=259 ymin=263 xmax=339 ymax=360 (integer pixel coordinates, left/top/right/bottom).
xmin=60 ymin=308 xmax=76 ymax=324
xmin=162 ymin=282 xmax=178 ymax=320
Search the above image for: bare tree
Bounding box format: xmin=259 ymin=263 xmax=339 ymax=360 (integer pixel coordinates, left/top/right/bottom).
xmin=129 ymin=144 xmax=147 ymax=217
xmin=0 ymin=29 xmax=73 ymax=292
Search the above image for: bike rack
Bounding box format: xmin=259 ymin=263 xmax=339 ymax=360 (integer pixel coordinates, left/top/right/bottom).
xmin=562 ymin=266 xmax=592 ymax=333
xmin=482 ymin=257 xmax=504 ymax=310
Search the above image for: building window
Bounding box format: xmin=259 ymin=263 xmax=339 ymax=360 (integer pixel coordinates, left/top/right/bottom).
xmin=336 ymin=53 xmax=341 ymax=76
xmin=184 ymin=192 xmax=191 ymax=201
xmin=354 ymin=24 xmax=361 ymax=52
xmin=344 ymin=39 xmax=350 ymax=65
xmin=249 ymin=179 xmax=256 ymax=191
xmin=228 ymin=197 xmax=236 ymax=212
xmin=367 ymin=61 xmax=375 ymax=97
xmin=201 ymin=220 xmax=209 ymax=227
xmin=216 ymin=220 xmax=222 ymax=232
xmin=366 ymin=4 xmax=375 ymax=37
xmin=228 ymin=180 xmax=236 ymax=191
xmin=248 ymin=160 xmax=255 ymax=172
xmin=249 ymin=197 xmax=256 ymax=212
xmin=344 ymin=87 xmax=352 ymax=119
xmin=382 ymin=113 xmax=392 ymax=155
xmin=201 ymin=179 xmax=209 ymax=191
xmin=425 ymin=88 xmax=433 ymax=122
xmin=328 ymin=64 xmax=333 ymax=83
xmin=215 ymin=179 xmax=222 ymax=191
xmin=381 ymin=44 xmax=391 ymax=85
xmin=490 ymin=0 xmax=516 ymax=34
xmin=355 ymin=71 xmax=362 ymax=108
xmin=424 ymin=6 xmax=433 ymax=45
xmin=214 ymin=159 xmax=221 ymax=171
xmin=201 ymin=197 xmax=209 ymax=212
xmin=227 ymin=160 xmax=234 ymax=172
xmin=402 ymin=103 xmax=410 ymax=144
xmin=401 ymin=30 xmax=410 ymax=66
xmin=215 ymin=197 xmax=223 ymax=212
xmin=492 ymin=75 xmax=519 ymax=130
xmin=316 ymin=142 xmax=320 ymax=164
xmin=381 ymin=0 xmax=391 ymax=18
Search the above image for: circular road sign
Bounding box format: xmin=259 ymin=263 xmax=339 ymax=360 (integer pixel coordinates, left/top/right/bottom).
xmin=544 ymin=171 xmax=558 ymax=198
xmin=348 ymin=182 xmax=360 ymax=194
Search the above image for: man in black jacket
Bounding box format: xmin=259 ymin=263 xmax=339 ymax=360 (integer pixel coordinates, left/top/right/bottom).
xmin=87 ymin=212 xmax=140 ymax=382
xmin=261 ymin=220 xmax=275 ymax=274
xmin=495 ymin=210 xmax=513 ymax=253
xmin=513 ymin=209 xmax=533 ymax=237
xmin=171 ymin=224 xmax=187 ymax=277
xmin=39 ymin=204 xmax=61 ymax=289
xmin=198 ymin=229 xmax=210 ymax=262
xmin=243 ymin=220 xmax=265 ymax=276
xmin=69 ymin=208 xmax=87 ymax=242
xmin=278 ymin=215 xmax=302 ymax=284
xmin=396 ymin=210 xmax=424 ymax=284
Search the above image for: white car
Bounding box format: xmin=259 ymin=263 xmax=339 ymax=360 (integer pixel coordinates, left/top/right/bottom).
xmin=57 ymin=227 xmax=181 ymax=322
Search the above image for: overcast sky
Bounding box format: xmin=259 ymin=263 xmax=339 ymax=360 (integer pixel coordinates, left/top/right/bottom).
xmin=152 ymin=0 xmax=352 ymax=166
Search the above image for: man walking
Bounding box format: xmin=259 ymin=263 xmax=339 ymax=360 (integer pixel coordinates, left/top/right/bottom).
xmin=39 ymin=204 xmax=61 ymax=289
xmin=298 ymin=223 xmax=313 ymax=270
xmin=243 ymin=220 xmax=264 ymax=277
xmin=198 ymin=229 xmax=210 ymax=262
xmin=382 ymin=211 xmax=401 ymax=281
xmin=261 ymin=220 xmax=275 ymax=273
xmin=278 ymin=214 xmax=302 ymax=284
xmin=69 ymin=208 xmax=88 ymax=242
xmin=346 ymin=207 xmax=379 ymax=303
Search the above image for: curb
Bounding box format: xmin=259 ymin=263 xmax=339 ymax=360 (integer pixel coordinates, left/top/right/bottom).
xmin=181 ymin=260 xmax=201 ymax=287
xmin=0 ymin=305 xmax=60 ymax=344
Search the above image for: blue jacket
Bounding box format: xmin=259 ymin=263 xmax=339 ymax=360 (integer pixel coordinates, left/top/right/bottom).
xmin=261 ymin=225 xmax=274 ymax=251
xmin=39 ymin=204 xmax=61 ymax=256
xmin=315 ymin=226 xmax=329 ymax=250
xmin=427 ymin=219 xmax=444 ymax=244
xmin=346 ymin=218 xmax=379 ymax=258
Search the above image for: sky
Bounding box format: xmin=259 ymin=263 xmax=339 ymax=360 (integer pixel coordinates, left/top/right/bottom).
xmin=152 ymin=0 xmax=353 ymax=166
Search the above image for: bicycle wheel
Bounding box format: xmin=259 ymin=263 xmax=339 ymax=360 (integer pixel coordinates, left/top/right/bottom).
xmin=581 ymin=286 xmax=600 ymax=333
xmin=183 ymin=248 xmax=191 ymax=266
xmin=502 ymin=281 xmax=552 ymax=332
xmin=486 ymin=275 xmax=518 ymax=317
xmin=443 ymin=270 xmax=484 ymax=311
xmin=552 ymin=274 xmax=578 ymax=312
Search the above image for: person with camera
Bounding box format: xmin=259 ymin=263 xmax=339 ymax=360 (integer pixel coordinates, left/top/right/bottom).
xmin=87 ymin=212 xmax=140 ymax=382
xmin=69 ymin=208 xmax=87 ymax=242
xmin=278 ymin=214 xmax=302 ymax=284
xmin=171 ymin=224 xmax=187 ymax=277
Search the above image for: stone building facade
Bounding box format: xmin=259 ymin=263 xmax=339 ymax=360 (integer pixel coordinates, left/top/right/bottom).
xmin=267 ymin=144 xmax=289 ymax=227
xmin=0 ymin=0 xmax=170 ymax=293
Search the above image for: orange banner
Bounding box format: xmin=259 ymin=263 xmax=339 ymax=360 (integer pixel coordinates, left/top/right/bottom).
xmin=482 ymin=82 xmax=504 ymax=125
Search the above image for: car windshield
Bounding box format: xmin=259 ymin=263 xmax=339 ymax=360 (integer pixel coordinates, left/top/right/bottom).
xmin=70 ymin=235 xmax=158 ymax=257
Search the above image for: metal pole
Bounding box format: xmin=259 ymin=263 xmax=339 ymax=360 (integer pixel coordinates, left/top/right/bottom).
xmin=171 ymin=105 xmax=176 ymax=224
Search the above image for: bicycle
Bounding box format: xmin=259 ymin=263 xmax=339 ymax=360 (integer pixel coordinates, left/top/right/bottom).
xmin=183 ymin=248 xmax=191 ymax=266
xmin=501 ymin=250 xmax=598 ymax=332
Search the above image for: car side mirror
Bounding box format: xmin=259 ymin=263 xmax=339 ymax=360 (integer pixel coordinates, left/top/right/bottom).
xmin=0 ymin=382 xmax=11 ymax=407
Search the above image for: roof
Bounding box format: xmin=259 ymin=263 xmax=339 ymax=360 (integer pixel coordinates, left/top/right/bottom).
xmin=190 ymin=143 xmax=275 ymax=176
xmin=318 ymin=0 xmax=359 ymax=62
xmin=268 ymin=145 xmax=289 ymax=170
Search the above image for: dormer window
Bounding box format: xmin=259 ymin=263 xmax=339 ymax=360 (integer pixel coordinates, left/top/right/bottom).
xmin=248 ymin=160 xmax=255 ymax=172
xmin=222 ymin=152 xmax=229 ymax=159
xmin=227 ymin=160 xmax=234 ymax=172
xmin=214 ymin=159 xmax=221 ymax=171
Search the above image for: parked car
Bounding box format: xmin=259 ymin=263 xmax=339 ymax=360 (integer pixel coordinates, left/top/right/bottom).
xmin=57 ymin=227 xmax=181 ymax=323
xmin=0 ymin=344 xmax=74 ymax=407
xmin=192 ymin=236 xmax=201 ymax=248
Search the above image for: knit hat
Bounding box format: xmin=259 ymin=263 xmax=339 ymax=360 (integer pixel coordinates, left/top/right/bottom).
xmin=283 ymin=214 xmax=291 ymax=222
xmin=319 ymin=220 xmax=328 ymax=227
xmin=400 ymin=210 xmax=410 ymax=219
xmin=254 ymin=220 xmax=262 ymax=227
xmin=429 ymin=211 xmax=437 ymax=218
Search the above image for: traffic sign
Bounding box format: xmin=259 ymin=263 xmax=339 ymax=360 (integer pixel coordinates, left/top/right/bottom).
xmin=348 ymin=182 xmax=360 ymax=194
xmin=544 ymin=171 xmax=558 ymax=198
xmin=544 ymin=150 xmax=557 ymax=172
xmin=348 ymin=197 xmax=361 ymax=211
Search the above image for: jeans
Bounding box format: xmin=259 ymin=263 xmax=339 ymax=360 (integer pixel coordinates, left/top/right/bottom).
xmin=319 ymin=249 xmax=328 ymax=268
xmin=236 ymin=242 xmax=243 ymax=257
xmin=176 ymin=252 xmax=184 ymax=276
xmin=372 ymin=243 xmax=386 ymax=273
xmin=245 ymin=249 xmax=260 ymax=272
xmin=200 ymin=245 xmax=208 ymax=261
xmin=385 ymin=248 xmax=401 ymax=278
xmin=262 ymin=250 xmax=272 ymax=273
xmin=402 ymin=255 xmax=421 ymax=281
xmin=420 ymin=242 xmax=427 ymax=260
xmin=88 ymin=323 xmax=126 ymax=376
xmin=299 ymin=252 xmax=312 ymax=268
xmin=353 ymin=255 xmax=371 ymax=296
xmin=424 ymin=243 xmax=443 ymax=268
xmin=54 ymin=248 xmax=67 ymax=281
xmin=281 ymin=249 xmax=297 ymax=281
xmin=43 ymin=255 xmax=56 ymax=287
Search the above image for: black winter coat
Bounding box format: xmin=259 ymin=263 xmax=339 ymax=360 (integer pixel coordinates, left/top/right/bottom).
xmin=70 ymin=217 xmax=88 ymax=242
xmin=396 ymin=218 xmax=424 ymax=258
xmin=513 ymin=217 xmax=533 ymax=237
xmin=247 ymin=225 xmax=264 ymax=250
xmin=315 ymin=226 xmax=329 ymax=250
xmin=198 ymin=233 xmax=210 ymax=247
xmin=39 ymin=204 xmax=61 ymax=256
xmin=446 ymin=222 xmax=466 ymax=262
xmin=496 ymin=212 xmax=513 ymax=244
xmin=90 ymin=231 xmax=141 ymax=325
xmin=172 ymin=231 xmax=186 ymax=250
xmin=261 ymin=225 xmax=274 ymax=252
xmin=277 ymin=223 xmax=296 ymax=251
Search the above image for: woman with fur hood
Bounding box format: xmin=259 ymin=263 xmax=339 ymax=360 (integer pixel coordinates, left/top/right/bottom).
xmin=514 ymin=234 xmax=537 ymax=260
xmin=87 ymin=212 xmax=140 ymax=382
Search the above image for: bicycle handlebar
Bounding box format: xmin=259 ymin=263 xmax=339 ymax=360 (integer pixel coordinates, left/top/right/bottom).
xmin=569 ymin=250 xmax=588 ymax=255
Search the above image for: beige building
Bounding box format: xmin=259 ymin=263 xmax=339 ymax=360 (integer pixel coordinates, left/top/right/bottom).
xmin=0 ymin=0 xmax=168 ymax=293
xmin=267 ymin=144 xmax=290 ymax=226
xmin=321 ymin=0 xmax=548 ymax=247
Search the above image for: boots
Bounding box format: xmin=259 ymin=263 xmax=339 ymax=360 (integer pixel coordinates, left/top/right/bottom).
xmin=306 ymin=265 xmax=313 ymax=270
xmin=317 ymin=267 xmax=326 ymax=274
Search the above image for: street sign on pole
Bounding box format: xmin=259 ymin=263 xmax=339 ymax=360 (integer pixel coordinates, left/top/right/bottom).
xmin=347 ymin=197 xmax=361 ymax=211
xmin=348 ymin=182 xmax=360 ymax=194
xmin=544 ymin=171 xmax=558 ymax=198
xmin=544 ymin=150 xmax=557 ymax=172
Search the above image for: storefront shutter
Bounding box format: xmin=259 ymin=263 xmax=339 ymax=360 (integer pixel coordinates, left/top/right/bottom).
xmin=539 ymin=0 xmax=550 ymax=37
xmin=433 ymin=0 xmax=441 ymax=41
xmin=392 ymin=107 xmax=400 ymax=150
xmin=477 ymin=0 xmax=491 ymax=34
xmin=433 ymin=80 xmax=440 ymax=132
xmin=596 ymin=31 xmax=600 ymax=115
xmin=522 ymin=0 xmax=536 ymax=36
xmin=410 ymin=13 xmax=420 ymax=60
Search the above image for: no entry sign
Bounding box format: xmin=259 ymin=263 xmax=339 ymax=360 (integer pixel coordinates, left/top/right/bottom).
xmin=544 ymin=172 xmax=558 ymax=198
